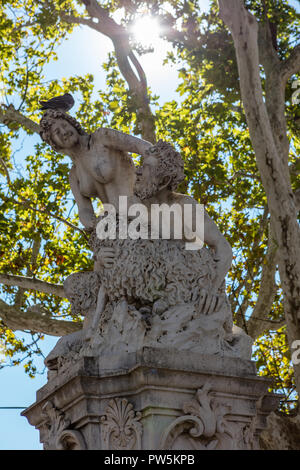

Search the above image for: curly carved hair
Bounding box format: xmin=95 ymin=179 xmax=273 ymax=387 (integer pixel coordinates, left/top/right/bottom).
xmin=145 ymin=139 xmax=185 ymax=191
xmin=39 ymin=109 xmax=87 ymax=151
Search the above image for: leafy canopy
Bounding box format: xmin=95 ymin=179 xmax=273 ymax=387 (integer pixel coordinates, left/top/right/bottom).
xmin=0 ymin=0 xmax=299 ymax=411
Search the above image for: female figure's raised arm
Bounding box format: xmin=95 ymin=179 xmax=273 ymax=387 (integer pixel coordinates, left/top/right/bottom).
xmin=94 ymin=128 xmax=153 ymax=156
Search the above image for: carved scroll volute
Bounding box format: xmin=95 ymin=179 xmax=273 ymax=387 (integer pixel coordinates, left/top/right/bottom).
xmin=41 ymin=401 xmax=86 ymax=450
xmin=100 ymin=398 xmax=142 ymax=450
xmin=56 ymin=430 xmax=87 ymax=450
xmin=160 ymin=383 xmax=234 ymax=450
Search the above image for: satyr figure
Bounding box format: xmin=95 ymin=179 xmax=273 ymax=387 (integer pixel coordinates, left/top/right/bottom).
xmin=87 ymin=140 xmax=251 ymax=358
xmin=102 ymin=140 xmax=233 ymax=315
xmin=135 ymin=141 xmax=233 ymax=295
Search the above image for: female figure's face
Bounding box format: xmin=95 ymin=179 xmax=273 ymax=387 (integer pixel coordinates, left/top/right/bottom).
xmin=51 ymin=118 xmax=79 ymax=149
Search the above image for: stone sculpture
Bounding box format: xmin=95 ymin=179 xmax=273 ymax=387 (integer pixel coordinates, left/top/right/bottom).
xmin=39 ymin=108 xmax=152 ymax=228
xmin=21 ymin=105 xmax=278 ymax=451
xmin=38 ymin=108 xmax=252 ymax=373
xmin=100 ymin=398 xmax=142 ymax=450
xmin=41 ymin=401 xmax=86 ymax=450
xmin=160 ymin=382 xmax=234 ymax=450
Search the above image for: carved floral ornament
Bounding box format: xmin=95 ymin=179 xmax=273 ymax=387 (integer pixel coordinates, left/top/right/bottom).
xmin=41 ymin=401 xmax=86 ymax=450
xmin=100 ymin=398 xmax=142 ymax=450
xmin=160 ymin=382 xmax=235 ymax=450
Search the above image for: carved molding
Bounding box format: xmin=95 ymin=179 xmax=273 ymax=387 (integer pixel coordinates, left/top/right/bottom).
xmin=41 ymin=401 xmax=86 ymax=450
xmin=242 ymin=421 xmax=256 ymax=450
xmin=100 ymin=398 xmax=142 ymax=450
xmin=160 ymin=383 xmax=234 ymax=450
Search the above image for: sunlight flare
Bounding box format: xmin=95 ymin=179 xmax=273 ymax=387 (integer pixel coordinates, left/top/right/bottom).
xmin=131 ymin=16 xmax=161 ymax=47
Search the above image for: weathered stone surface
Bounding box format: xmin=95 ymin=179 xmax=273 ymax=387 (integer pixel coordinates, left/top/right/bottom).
xmin=40 ymin=400 xmax=87 ymax=450
xmin=44 ymin=234 xmax=252 ymax=374
xmin=22 ymin=348 xmax=280 ymax=450
xmin=100 ymin=398 xmax=143 ymax=450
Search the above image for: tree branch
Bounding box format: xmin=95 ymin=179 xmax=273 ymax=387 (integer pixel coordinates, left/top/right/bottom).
xmin=0 ymin=161 xmax=88 ymax=239
xmin=245 ymin=191 xmax=300 ymax=339
xmin=258 ymin=20 xmax=290 ymax=166
xmin=281 ymin=44 xmax=300 ymax=83
xmin=0 ymin=104 xmax=40 ymax=134
xmin=14 ymin=236 xmax=41 ymax=310
xmin=0 ymin=273 xmax=65 ymax=297
xmin=0 ymin=299 xmax=81 ymax=336
xmin=246 ymin=221 xmax=279 ymax=339
xmin=7 ymin=195 xmax=88 ymax=238
xmin=61 ymin=5 xmax=156 ymax=143
xmin=230 ymin=206 xmax=269 ymax=327
xmin=0 ymin=157 xmax=11 ymax=184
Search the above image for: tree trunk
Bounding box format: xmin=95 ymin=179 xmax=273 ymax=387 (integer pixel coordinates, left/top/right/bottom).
xmin=260 ymin=412 xmax=300 ymax=450
xmin=218 ymin=0 xmax=300 ymax=395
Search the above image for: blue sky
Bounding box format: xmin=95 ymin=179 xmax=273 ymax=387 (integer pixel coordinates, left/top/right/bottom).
xmin=0 ymin=0 xmax=299 ymax=450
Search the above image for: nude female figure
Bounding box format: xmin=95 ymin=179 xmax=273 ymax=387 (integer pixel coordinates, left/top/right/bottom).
xmin=40 ymin=109 xmax=153 ymax=356
xmin=39 ymin=109 xmax=153 ymax=230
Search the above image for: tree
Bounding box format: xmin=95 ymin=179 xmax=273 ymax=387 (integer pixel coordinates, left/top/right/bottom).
xmin=0 ymin=0 xmax=299 ymax=433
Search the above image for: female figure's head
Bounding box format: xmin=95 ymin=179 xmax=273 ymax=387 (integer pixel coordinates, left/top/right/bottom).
xmin=39 ymin=109 xmax=87 ymax=153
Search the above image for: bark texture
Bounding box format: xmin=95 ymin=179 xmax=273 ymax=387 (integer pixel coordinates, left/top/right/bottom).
xmin=0 ymin=299 xmax=81 ymax=336
xmin=260 ymin=412 xmax=300 ymax=450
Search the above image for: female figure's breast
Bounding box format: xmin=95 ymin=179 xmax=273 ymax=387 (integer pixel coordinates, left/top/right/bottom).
xmin=89 ymin=143 xmax=115 ymax=184
xmin=75 ymin=145 xmax=116 ymax=197
xmin=75 ymin=165 xmax=98 ymax=197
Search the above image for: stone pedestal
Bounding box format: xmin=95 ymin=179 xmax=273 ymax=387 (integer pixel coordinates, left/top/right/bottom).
xmin=22 ymin=347 xmax=280 ymax=450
